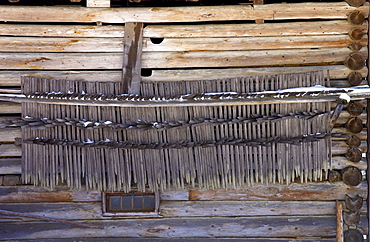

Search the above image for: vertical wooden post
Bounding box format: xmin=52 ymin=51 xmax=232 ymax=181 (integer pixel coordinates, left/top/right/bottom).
xmin=86 ymin=0 xmax=111 ymax=7
xmin=367 ymin=2 xmax=370 ymax=240
xmin=122 ymin=22 xmax=144 ymax=95
xmin=336 ymin=202 xmax=344 ymax=242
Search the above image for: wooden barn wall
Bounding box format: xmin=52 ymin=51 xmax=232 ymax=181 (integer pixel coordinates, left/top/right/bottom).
xmin=0 ymin=1 xmax=369 ymax=240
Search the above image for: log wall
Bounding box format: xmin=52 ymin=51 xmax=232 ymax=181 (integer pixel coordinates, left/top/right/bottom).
xmin=0 ymin=1 xmax=368 ymax=240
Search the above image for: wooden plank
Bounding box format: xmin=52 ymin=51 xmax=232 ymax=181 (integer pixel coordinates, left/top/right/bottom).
xmin=0 ymin=201 xmax=338 ymax=221
xmin=0 ymin=128 xmax=20 ymax=142
xmin=0 ymin=3 xmax=367 ymax=23
xmin=122 ymin=22 xmax=144 ymax=94
xmin=86 ymin=0 xmax=110 ymax=8
xmin=0 ymin=102 xmax=21 ymax=114
xmin=332 ymin=140 xmax=367 ymax=155
xmin=188 ymin=182 xmax=368 ymax=201
xmin=143 ymin=35 xmax=367 ymax=52
xmin=0 ymin=21 xmax=365 ymax=39
xmin=0 ymin=66 xmax=365 ymax=86
xmin=0 ymin=186 xmax=102 ymax=203
xmin=331 ymin=156 xmax=367 ymax=171
xmin=0 ymin=37 xmax=124 ymax=53
xmin=0 ymin=158 xmax=21 ymax=174
xmin=0 ymin=48 xmax=364 ymax=70
xmin=0 ymin=144 xmax=21 ymax=157
xmin=1 ymin=35 xmax=365 ymax=53
xmin=331 ymin=128 xmax=367 ymax=140
xmin=0 ymin=24 xmax=125 ymax=38
xmin=143 ymin=20 xmax=368 ymax=38
xmin=0 ymin=216 xmax=340 ymax=239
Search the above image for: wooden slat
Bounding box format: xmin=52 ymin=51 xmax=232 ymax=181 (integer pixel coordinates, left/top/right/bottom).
xmin=0 ymin=66 xmax=365 ymax=86
xmin=0 ymin=217 xmax=341 ymax=239
xmin=143 ymin=20 xmax=368 ymax=38
xmin=0 ymin=3 xmax=367 ymax=23
xmin=0 ymin=158 xmax=21 ymax=174
xmin=0 ymin=144 xmax=21 ymax=157
xmin=0 ymin=48 xmax=364 ymax=70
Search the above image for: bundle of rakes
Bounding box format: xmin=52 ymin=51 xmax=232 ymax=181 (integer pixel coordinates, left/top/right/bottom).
xmin=19 ymin=70 xmax=331 ymax=192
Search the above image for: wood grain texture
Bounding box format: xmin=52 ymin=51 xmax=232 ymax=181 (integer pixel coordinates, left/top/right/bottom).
xmin=0 ymin=3 xmax=367 ymax=23
xmin=0 ymin=158 xmax=21 ymax=174
xmin=1 ymin=48 xmax=365 ymax=70
xmin=0 ymin=144 xmax=21 ymax=157
xmin=0 ymin=66 xmax=366 ymax=86
xmin=0 ymin=216 xmax=341 ymax=239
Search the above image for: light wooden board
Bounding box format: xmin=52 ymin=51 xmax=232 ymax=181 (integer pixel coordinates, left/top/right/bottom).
xmin=0 ymin=20 xmax=366 ymax=38
xmin=0 ymin=182 xmax=366 ymax=203
xmin=1 ymin=35 xmax=365 ymax=52
xmin=332 ymin=140 xmax=367 ymax=155
xmin=0 ymin=102 xmax=21 ymax=114
xmin=0 ymin=3 xmax=367 ymax=23
xmin=0 ymin=48 xmax=366 ymax=70
xmin=331 ymin=156 xmax=367 ymax=170
xmin=143 ymin=20 xmax=368 ymax=38
xmin=0 ymin=66 xmax=365 ymax=86
xmin=0 ymin=128 xmax=20 ymax=142
xmin=0 ymin=144 xmax=21 ymax=157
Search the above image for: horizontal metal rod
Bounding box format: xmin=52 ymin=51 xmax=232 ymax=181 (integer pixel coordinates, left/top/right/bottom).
xmin=0 ymin=85 xmax=369 ymax=107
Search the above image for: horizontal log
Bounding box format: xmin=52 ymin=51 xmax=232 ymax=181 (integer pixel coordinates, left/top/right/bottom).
xmin=331 ymin=156 xmax=367 ymax=170
xmin=0 ymin=216 xmax=343 ymax=239
xmin=0 ymin=24 xmax=125 ymax=38
xmin=144 ymin=20 xmax=368 ymax=38
xmin=0 ymin=158 xmax=21 ymax=174
xmin=2 ymin=35 xmax=365 ymax=53
xmin=0 ymin=20 xmax=366 ymax=39
xmin=0 ymin=66 xmax=366 ymax=86
xmin=0 ymin=48 xmax=366 ymax=70
xmin=331 ymin=128 xmax=367 ymax=140
xmin=0 ymin=182 xmax=367 ymax=203
xmin=0 ymin=102 xmax=21 ymax=114
xmin=336 ymin=111 xmax=367 ymax=125
xmin=143 ymin=35 xmax=368 ymax=52
xmin=188 ymin=181 xmax=368 ymax=201
xmin=141 ymin=48 xmax=368 ymax=69
xmin=0 ymin=144 xmax=21 ymax=157
xmin=332 ymin=140 xmax=367 ymax=155
xmin=0 ymin=3 xmax=367 ymax=23
xmin=0 ymin=201 xmax=346 ymax=222
xmin=0 ymin=128 xmax=20 ymax=142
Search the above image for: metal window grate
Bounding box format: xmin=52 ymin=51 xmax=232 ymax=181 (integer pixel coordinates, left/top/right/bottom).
xmin=105 ymin=192 xmax=156 ymax=213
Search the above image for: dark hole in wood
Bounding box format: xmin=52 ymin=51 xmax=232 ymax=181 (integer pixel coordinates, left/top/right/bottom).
xmin=150 ymin=38 xmax=164 ymax=44
xmin=141 ymin=69 xmax=153 ymax=77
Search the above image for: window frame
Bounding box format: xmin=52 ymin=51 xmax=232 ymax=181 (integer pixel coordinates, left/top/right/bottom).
xmin=102 ymin=191 xmax=161 ymax=217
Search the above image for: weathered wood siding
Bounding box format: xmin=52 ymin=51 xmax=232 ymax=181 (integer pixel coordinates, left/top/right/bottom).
xmin=0 ymin=1 xmax=368 ymax=240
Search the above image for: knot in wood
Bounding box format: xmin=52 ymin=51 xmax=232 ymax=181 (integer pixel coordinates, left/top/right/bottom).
xmin=347 ymin=10 xmax=365 ymax=25
xmin=344 ymin=52 xmax=365 ymax=70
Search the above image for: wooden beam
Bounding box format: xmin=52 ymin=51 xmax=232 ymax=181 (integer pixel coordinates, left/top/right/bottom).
xmin=0 ymin=3 xmax=367 ymax=24
xmin=336 ymin=202 xmax=344 ymax=242
xmin=0 ymin=48 xmax=366 ymax=70
xmin=122 ymin=22 xmax=143 ymax=94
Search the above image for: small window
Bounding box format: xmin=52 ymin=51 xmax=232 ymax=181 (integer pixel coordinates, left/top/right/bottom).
xmin=103 ymin=191 xmax=160 ymax=217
